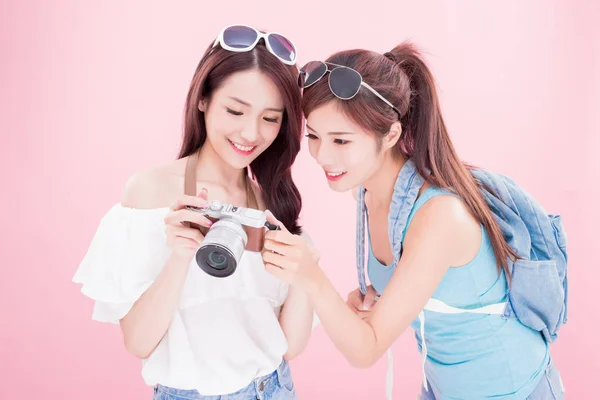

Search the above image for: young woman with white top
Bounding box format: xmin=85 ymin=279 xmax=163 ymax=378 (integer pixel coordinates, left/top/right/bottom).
xmin=73 ymin=24 xmax=314 ymax=400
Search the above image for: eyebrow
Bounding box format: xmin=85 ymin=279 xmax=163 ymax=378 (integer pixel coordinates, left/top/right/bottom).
xmin=228 ymin=97 xmax=284 ymax=112
xmin=306 ymin=124 xmax=355 ymax=136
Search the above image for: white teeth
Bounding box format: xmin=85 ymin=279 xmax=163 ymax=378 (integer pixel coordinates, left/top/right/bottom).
xmin=230 ymin=140 xmax=255 ymax=152
xmin=326 ymin=171 xmax=345 ymax=177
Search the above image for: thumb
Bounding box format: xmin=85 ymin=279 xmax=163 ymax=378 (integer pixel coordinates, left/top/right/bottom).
xmin=362 ymin=285 xmax=377 ymax=310
xmin=197 ymin=188 xmax=209 ymax=201
xmin=265 ymin=210 xmax=288 ymax=233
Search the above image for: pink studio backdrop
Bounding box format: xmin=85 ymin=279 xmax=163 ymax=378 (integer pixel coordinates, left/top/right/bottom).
xmin=1 ymin=1 xmax=598 ymax=398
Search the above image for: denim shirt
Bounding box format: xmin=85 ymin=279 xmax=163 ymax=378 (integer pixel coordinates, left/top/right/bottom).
xmin=356 ymin=159 xmax=569 ymax=343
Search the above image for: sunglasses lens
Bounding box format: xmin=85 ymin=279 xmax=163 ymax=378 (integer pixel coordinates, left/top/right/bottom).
xmin=267 ymin=34 xmax=296 ymax=63
xmin=329 ymin=67 xmax=361 ymax=99
xmin=299 ymin=61 xmax=327 ymax=88
xmin=222 ymin=25 xmax=258 ymax=49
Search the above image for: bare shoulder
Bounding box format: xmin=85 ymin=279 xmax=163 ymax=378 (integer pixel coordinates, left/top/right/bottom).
xmin=404 ymin=193 xmax=481 ymax=264
xmin=411 ymin=194 xmax=478 ymax=235
xmin=121 ymin=158 xmax=188 ymax=209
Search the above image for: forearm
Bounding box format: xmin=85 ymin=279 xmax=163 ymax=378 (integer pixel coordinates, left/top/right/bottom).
xmin=261 ymin=203 xmax=457 ymax=369
xmin=307 ymin=272 xmax=379 ymax=368
xmin=279 ymin=285 xmax=314 ymax=360
xmin=119 ymin=253 xmax=191 ymax=358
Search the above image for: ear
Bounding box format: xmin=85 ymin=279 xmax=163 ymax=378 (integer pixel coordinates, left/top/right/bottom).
xmin=198 ymin=98 xmax=207 ymax=113
xmin=382 ymin=121 xmax=402 ymax=150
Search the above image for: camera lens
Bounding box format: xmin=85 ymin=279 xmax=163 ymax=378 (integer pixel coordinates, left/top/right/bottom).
xmin=195 ymin=219 xmax=248 ymax=278
xmin=207 ymin=250 xmax=227 ymax=270
xmin=196 ymin=244 xmax=236 ymax=277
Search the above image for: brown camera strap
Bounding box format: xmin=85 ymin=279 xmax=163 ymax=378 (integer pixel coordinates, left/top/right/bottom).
xmin=184 ymin=151 xmax=199 ymax=196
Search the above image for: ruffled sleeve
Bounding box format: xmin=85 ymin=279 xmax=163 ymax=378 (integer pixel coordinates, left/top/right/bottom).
xmin=72 ymin=204 xmax=171 ymax=324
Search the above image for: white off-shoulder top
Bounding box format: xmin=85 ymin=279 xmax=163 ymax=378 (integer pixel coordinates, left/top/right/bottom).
xmin=73 ymin=203 xmax=299 ymax=395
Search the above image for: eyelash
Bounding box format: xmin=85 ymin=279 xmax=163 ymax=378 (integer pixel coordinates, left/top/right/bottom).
xmin=226 ymin=108 xmax=243 ymax=116
xmin=305 ymin=133 xmax=349 ymax=145
xmin=226 ymin=108 xmax=279 ymax=124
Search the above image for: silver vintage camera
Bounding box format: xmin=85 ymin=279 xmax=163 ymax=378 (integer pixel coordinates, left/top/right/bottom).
xmin=186 ymin=200 xmax=280 ymax=277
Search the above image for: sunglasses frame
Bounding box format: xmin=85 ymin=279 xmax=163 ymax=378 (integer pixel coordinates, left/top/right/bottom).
xmin=300 ymin=61 xmax=401 ymax=117
xmin=213 ymin=24 xmax=297 ymax=66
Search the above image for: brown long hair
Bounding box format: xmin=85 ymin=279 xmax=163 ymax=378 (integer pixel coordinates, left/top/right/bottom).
xmin=302 ymin=42 xmax=517 ymax=276
xmin=178 ymin=39 xmax=303 ymax=234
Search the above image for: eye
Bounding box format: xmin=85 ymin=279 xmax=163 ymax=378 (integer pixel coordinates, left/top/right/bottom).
xmin=263 ymin=117 xmax=279 ymax=123
xmin=334 ymin=139 xmax=349 ymax=145
xmin=305 ymin=133 xmax=318 ymax=140
xmin=226 ymin=108 xmax=243 ymax=116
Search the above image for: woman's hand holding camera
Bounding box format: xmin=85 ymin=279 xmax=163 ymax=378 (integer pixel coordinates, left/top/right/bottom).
xmin=261 ymin=211 xmax=324 ymax=294
xmin=164 ymin=188 xmax=213 ymax=261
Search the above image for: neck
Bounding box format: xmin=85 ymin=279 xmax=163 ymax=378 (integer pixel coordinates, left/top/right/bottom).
xmin=195 ymin=141 xmax=247 ymax=190
xmin=363 ymin=152 xmax=405 ymax=210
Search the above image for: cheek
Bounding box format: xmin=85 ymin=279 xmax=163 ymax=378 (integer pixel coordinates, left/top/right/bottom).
xmin=260 ymin=122 xmax=281 ymax=145
xmin=343 ymin=145 xmax=376 ymax=168
xmin=307 ymin=139 xmax=318 ymax=159
xmin=206 ymin=112 xmax=237 ymax=138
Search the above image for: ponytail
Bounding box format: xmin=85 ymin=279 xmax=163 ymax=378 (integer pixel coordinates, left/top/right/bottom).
xmin=387 ymin=42 xmax=517 ymax=277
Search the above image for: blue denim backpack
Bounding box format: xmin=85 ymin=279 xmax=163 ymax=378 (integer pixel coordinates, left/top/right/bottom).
xmin=356 ymin=159 xmax=569 ymax=343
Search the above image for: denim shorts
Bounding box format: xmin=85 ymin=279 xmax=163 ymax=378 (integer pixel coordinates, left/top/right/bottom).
xmin=419 ymin=357 xmax=565 ymax=400
xmin=525 ymin=358 xmax=565 ymax=400
xmin=152 ymin=360 xmax=297 ymax=400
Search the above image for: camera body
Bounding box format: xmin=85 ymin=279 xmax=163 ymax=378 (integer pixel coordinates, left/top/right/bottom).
xmin=187 ymin=200 xmax=279 ymax=278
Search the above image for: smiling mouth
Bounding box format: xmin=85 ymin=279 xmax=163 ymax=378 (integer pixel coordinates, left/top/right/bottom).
xmin=228 ymin=139 xmax=257 ymax=155
xmin=324 ymin=170 xmax=347 ymax=181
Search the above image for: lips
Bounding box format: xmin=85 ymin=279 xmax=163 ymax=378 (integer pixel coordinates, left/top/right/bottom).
xmin=324 ymin=170 xmax=347 ymax=182
xmin=228 ymin=139 xmax=257 ymax=155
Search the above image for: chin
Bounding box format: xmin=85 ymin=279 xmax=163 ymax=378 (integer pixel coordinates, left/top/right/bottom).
xmin=326 ymin=179 xmax=353 ymax=193
xmin=227 ymin=160 xmax=251 ymax=170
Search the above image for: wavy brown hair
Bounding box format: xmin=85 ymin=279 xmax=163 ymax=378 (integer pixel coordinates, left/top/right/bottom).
xmin=178 ymin=38 xmax=303 ymax=234
xmin=302 ymin=42 xmax=517 ymax=276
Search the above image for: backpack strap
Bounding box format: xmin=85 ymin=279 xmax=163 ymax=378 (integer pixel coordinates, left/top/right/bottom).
xmin=355 ymin=159 xmax=427 ymax=400
xmin=356 ymin=159 xmax=426 ymax=297
xmin=388 ymin=159 xmax=428 ymax=268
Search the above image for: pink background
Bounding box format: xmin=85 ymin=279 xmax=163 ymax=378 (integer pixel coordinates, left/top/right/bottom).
xmin=2 ymin=0 xmax=598 ymax=398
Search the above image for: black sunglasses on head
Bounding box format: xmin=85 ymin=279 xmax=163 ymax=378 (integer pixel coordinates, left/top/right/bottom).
xmin=299 ymin=61 xmax=402 ymax=118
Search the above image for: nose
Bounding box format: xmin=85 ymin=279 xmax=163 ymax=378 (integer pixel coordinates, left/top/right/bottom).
xmin=239 ymin=119 xmax=260 ymax=144
xmin=313 ymin=140 xmax=334 ymax=167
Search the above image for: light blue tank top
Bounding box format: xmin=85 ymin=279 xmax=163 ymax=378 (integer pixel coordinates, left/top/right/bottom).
xmin=367 ymin=187 xmax=550 ymax=400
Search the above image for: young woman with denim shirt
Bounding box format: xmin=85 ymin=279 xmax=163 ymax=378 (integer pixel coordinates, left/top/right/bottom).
xmin=261 ymin=42 xmax=565 ymax=399
xmin=73 ymin=25 xmax=313 ymax=399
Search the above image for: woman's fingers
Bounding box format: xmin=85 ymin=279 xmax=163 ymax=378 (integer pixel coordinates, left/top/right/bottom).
xmin=362 ymin=285 xmax=378 ymax=310
xmin=165 ymin=208 xmax=213 ymax=228
xmin=263 ymin=238 xmax=300 ymax=257
xmin=170 ymin=194 xmax=209 ymax=211
xmin=166 ymin=225 xmax=204 ymax=245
